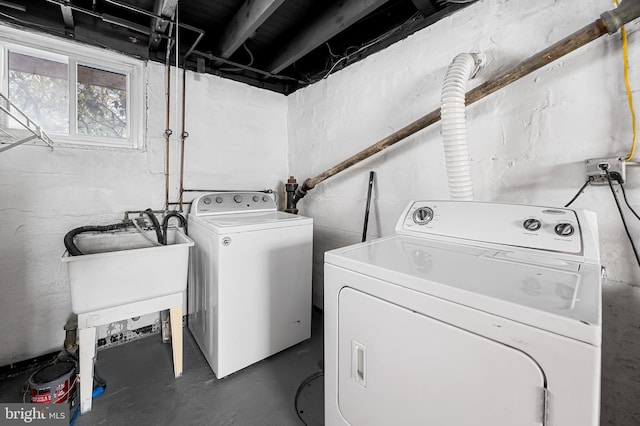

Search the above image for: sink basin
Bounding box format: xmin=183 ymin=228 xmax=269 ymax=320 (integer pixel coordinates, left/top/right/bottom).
xmin=62 ymin=228 xmax=194 ymax=314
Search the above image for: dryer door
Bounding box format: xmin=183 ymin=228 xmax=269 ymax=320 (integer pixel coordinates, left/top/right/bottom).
xmin=338 ymin=288 xmax=546 ymax=426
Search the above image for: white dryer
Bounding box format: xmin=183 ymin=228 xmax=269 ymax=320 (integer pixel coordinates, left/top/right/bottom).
xmin=324 ymin=201 xmax=601 ymax=426
xmin=188 ymin=192 xmax=313 ymax=379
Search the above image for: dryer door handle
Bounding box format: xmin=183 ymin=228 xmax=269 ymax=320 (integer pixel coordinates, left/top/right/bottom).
xmin=351 ymin=340 xmax=366 ymax=387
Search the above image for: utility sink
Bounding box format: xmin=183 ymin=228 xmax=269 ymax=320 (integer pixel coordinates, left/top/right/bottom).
xmin=62 ymin=228 xmax=194 ymax=314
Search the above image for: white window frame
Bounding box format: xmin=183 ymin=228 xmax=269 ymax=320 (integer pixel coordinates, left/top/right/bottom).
xmin=0 ymin=24 xmax=145 ymax=150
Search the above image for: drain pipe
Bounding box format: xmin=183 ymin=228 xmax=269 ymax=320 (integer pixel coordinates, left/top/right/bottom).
xmin=441 ymin=53 xmax=483 ymax=201
xmin=286 ymin=0 xmax=640 ymax=211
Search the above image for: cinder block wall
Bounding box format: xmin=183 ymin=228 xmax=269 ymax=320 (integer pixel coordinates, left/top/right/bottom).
xmin=0 ymin=57 xmax=288 ymax=365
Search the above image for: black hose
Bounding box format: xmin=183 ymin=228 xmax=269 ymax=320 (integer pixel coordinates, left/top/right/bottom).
xmin=144 ymin=209 xmax=163 ymax=244
xmin=64 ymin=222 xmax=133 ymax=256
xmin=161 ymin=212 xmax=188 ymax=245
xmin=64 ymin=209 xmax=187 ymax=255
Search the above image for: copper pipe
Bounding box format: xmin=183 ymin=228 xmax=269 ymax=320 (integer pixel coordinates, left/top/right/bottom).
xmin=164 ymin=41 xmax=172 ymax=211
xmin=179 ymin=65 xmax=188 ymax=211
xmin=183 ymin=188 xmax=273 ymax=193
xmin=292 ymin=15 xmax=618 ymax=205
xmin=123 ymin=209 xmax=165 ymax=222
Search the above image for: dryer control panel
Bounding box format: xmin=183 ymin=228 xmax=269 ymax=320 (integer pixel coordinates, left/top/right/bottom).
xmin=396 ymin=201 xmax=584 ymax=255
xmin=191 ymin=192 xmax=277 ymax=216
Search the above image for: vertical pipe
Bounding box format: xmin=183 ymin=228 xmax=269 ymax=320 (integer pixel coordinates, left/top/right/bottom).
xmin=179 ymin=65 xmax=187 ymax=212
xmin=164 ymin=44 xmax=172 ymax=211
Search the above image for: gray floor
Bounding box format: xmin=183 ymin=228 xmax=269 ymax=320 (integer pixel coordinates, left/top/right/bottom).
xmin=0 ymin=310 xmax=324 ymax=426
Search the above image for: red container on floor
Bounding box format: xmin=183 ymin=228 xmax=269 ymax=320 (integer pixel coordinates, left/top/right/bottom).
xmin=29 ymin=361 xmax=77 ymax=405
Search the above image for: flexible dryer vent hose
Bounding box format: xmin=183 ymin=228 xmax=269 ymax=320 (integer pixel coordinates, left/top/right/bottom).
xmin=441 ymin=53 xmax=483 ymax=201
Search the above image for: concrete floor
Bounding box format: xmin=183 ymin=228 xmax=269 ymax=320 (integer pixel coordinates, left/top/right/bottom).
xmin=3 ymin=286 xmax=639 ymax=425
xmin=0 ymin=310 xmax=324 ymax=426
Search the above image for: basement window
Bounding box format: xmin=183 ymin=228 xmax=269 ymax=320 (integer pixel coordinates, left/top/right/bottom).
xmin=76 ymin=65 xmax=128 ymax=138
xmin=0 ymin=27 xmax=144 ymax=149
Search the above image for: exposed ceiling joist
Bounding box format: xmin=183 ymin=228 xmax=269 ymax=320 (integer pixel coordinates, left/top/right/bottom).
xmin=267 ymin=0 xmax=392 ymax=74
xmin=149 ymin=0 xmax=178 ymax=51
xmin=1 ymin=0 xmax=473 ymax=94
xmin=0 ymin=1 xmax=25 ymax=12
xmin=216 ymin=0 xmax=286 ymax=58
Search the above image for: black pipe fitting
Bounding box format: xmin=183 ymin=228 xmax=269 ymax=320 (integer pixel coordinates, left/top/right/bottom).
xmin=285 ymin=176 xmax=299 ymax=214
xmin=293 ymin=179 xmax=312 ymax=204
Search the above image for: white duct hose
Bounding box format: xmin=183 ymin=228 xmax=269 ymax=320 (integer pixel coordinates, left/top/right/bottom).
xmin=440 ymin=52 xmax=483 ymax=200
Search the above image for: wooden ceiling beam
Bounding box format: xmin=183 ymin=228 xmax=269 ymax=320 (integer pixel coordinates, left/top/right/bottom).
xmin=216 ymin=0 xmax=285 ymax=58
xmin=149 ymin=0 xmax=178 ymax=51
xmin=267 ymin=0 xmax=391 ymax=74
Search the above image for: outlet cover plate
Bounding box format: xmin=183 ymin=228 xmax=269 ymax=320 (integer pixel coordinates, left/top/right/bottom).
xmin=585 ymin=157 xmax=626 ymax=184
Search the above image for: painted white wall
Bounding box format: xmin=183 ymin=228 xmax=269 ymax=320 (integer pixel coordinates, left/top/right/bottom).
xmin=288 ymin=0 xmax=640 ymax=305
xmin=0 ymin=31 xmax=288 ymax=365
xmin=288 ymin=0 xmax=640 ymax=422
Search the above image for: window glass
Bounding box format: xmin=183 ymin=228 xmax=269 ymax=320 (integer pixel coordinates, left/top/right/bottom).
xmin=0 ymin=27 xmax=143 ymax=149
xmin=8 ymin=51 xmax=69 ymax=133
xmin=77 ymin=65 xmax=127 ymax=137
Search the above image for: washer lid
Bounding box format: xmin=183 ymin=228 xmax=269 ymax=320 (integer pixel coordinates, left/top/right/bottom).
xmin=325 ymin=235 xmax=601 ymax=345
xmin=189 ymin=211 xmax=312 ymax=233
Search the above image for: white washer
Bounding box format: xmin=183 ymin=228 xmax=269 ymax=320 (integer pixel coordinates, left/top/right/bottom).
xmin=188 ymin=191 xmax=313 ymax=379
xmin=324 ymin=201 xmax=601 ymax=426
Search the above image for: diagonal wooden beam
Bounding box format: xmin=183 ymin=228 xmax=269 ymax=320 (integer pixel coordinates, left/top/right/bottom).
xmin=267 ymin=0 xmax=391 ymax=74
xmin=216 ymin=0 xmax=285 ymax=58
xmin=150 ymin=0 xmax=178 ymax=51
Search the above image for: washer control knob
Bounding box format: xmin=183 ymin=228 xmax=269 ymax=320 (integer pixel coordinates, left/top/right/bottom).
xmin=262 ymin=195 xmax=270 ymax=202
xmin=215 ymin=196 xmax=223 ymax=204
xmin=252 ymin=195 xmax=260 ymax=202
xmin=233 ymin=194 xmax=243 ymax=203
xmin=203 ymin=197 xmax=212 ymax=205
xmin=412 ymin=207 xmax=434 ymax=225
xmin=523 ymin=218 xmax=542 ymax=231
xmin=554 ymin=223 xmax=575 ymax=237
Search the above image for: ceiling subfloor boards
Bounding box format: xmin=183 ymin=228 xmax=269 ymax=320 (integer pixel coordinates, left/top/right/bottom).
xmin=267 ymin=0 xmax=392 ymax=74
xmin=0 ymin=0 xmax=475 ymax=94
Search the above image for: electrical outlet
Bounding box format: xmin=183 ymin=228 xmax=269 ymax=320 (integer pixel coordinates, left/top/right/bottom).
xmin=585 ymin=157 xmax=626 ymax=184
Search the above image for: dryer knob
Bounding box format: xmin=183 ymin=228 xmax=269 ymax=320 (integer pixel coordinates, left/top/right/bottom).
xmin=215 ymin=197 xmax=223 ymax=204
xmin=554 ymin=223 xmax=575 ymax=237
xmin=253 ymin=195 xmax=260 ymax=202
xmin=412 ymin=207 xmax=434 ymax=225
xmin=523 ymin=218 xmax=542 ymax=231
xmin=203 ymin=197 xmax=212 ymax=205
xmin=262 ymin=195 xmax=269 ymax=202
xmin=233 ymin=195 xmax=243 ymax=203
